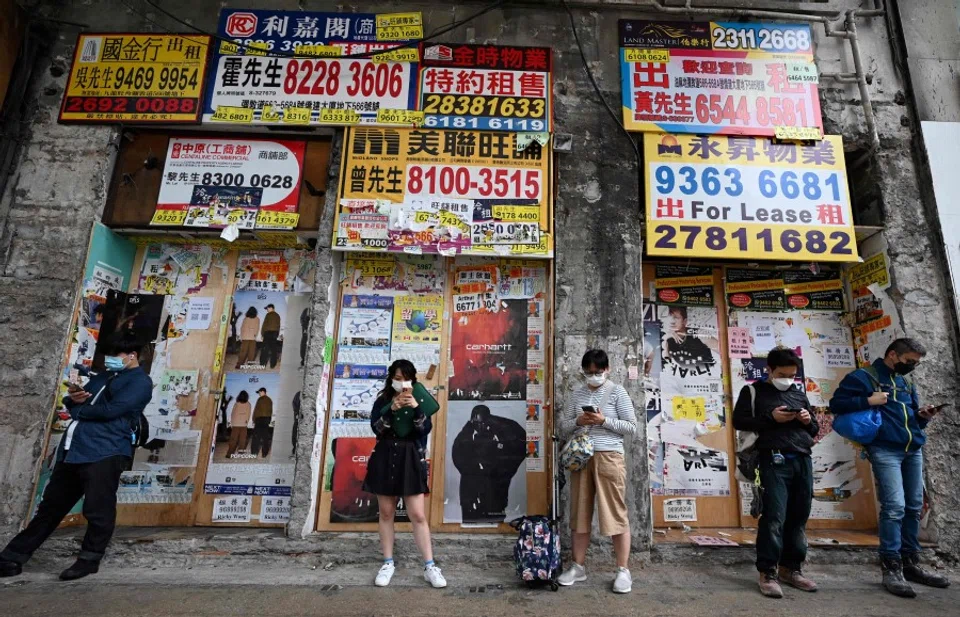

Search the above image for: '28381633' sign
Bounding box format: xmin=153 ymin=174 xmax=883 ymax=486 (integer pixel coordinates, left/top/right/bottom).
xmin=645 ymin=133 xmax=858 ymax=263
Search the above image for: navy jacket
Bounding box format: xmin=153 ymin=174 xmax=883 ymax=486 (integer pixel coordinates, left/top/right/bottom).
xmin=61 ymin=367 xmax=153 ymax=464
xmin=733 ymin=379 xmax=819 ymax=455
xmin=830 ymin=359 xmax=926 ymax=452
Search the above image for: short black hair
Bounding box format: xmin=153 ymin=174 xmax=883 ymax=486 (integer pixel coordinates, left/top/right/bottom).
xmin=668 ymin=306 xmax=688 ymax=319
xmin=767 ymin=347 xmax=802 ymax=370
xmin=581 ymin=349 xmax=609 ymax=371
xmin=886 ymin=338 xmax=927 ymax=357
xmin=257 ymin=387 xmax=267 ymax=394
xmin=105 ymin=333 xmax=144 ymax=356
xmin=265 ymin=304 xmax=275 ymax=310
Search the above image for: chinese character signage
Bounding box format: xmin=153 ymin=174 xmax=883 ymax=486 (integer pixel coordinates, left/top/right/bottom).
xmin=60 ymin=34 xmax=211 ymax=123
xmin=645 ymin=133 xmax=858 ymax=262
xmin=619 ymin=20 xmax=822 ymax=137
xmin=334 ymin=127 xmax=553 ymax=258
xmin=203 ymin=9 xmax=420 ymax=126
xmin=153 ymin=137 xmax=305 ymax=229
xmin=419 ymin=44 xmax=552 ymax=132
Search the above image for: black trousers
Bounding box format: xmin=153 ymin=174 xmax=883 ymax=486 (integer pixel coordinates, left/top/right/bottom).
xmin=756 ymin=453 xmax=813 ymax=573
xmin=251 ymin=418 xmax=273 ymax=458
xmin=1 ymin=455 xmax=128 ymax=564
xmin=260 ymin=331 xmax=280 ymax=368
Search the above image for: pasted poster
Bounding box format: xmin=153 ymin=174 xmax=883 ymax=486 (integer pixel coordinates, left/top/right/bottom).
xmin=228 ymin=290 xmax=289 ymax=372
xmin=419 ymin=43 xmax=553 ymax=132
xmin=205 ymin=294 xmax=310 ymax=497
xmin=444 ymin=400 xmax=527 ymax=524
xmin=337 ymin=295 xmax=393 ymax=365
xmin=328 ymin=437 xmax=413 ymax=523
xmin=662 ymin=443 xmax=730 ymax=496
xmin=331 ymin=364 xmax=387 ymax=423
xmin=137 ymin=243 xmax=221 ymax=296
xmin=784 ymin=269 xmax=845 ymax=311
xmin=345 ymin=254 xmax=445 ymax=294
xmin=391 ymin=294 xmax=442 ymax=370
xmin=449 ymin=299 xmax=528 ymax=401
xmin=152 ymin=137 xmax=306 ymax=229
xmin=726 ymin=268 xmax=787 ymax=311
xmin=333 ymin=127 xmax=553 ymax=258
xmin=654 ymin=264 xmax=714 ymax=306
xmin=645 ymin=133 xmax=857 ymax=263
xmin=619 ymin=20 xmax=821 ymax=137
xmin=204 ymin=9 xmax=420 ymax=126
xmin=60 ymin=33 xmax=211 ymax=123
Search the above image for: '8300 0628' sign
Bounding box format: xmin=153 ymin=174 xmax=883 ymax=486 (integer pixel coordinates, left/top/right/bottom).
xmin=645 ymin=133 xmax=858 ymax=263
xmin=60 ymin=33 xmax=211 ymax=123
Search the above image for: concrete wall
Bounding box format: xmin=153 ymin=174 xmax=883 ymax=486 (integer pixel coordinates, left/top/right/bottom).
xmin=0 ymin=0 xmax=957 ymax=558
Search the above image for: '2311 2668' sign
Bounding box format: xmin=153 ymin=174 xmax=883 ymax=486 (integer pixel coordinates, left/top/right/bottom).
xmin=645 ymin=133 xmax=858 ymax=263
xmin=203 ymin=9 xmax=419 ymax=126
xmin=620 ymin=20 xmax=821 ymax=137
xmin=60 ymin=34 xmax=211 ymax=123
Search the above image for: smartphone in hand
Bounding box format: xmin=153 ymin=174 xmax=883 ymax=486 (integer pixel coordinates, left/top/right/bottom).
xmin=581 ymin=405 xmax=598 ymax=414
xmin=63 ymin=380 xmax=83 ymax=393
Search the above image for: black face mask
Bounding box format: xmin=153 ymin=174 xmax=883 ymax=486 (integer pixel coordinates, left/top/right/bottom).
xmin=894 ymin=362 xmax=917 ymax=375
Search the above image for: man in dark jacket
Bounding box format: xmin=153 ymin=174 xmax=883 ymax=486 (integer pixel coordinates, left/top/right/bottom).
xmin=0 ymin=334 xmax=153 ymax=581
xmin=733 ymin=347 xmax=819 ymax=599
xmin=831 ymin=338 xmax=950 ymax=597
xmin=260 ymin=304 xmax=282 ymax=368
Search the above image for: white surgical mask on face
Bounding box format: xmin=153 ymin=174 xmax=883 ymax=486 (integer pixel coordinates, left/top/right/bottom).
xmin=585 ymin=373 xmax=607 ymax=388
xmin=392 ymin=380 xmax=412 ymax=392
xmin=772 ymin=377 xmax=795 ymax=391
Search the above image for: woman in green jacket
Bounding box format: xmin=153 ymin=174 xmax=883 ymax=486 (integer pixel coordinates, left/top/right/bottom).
xmin=363 ymin=359 xmax=445 ymax=589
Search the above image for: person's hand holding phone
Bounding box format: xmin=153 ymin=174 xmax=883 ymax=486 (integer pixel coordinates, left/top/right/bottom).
xmin=772 ymin=406 xmax=797 ymax=423
xmin=919 ymin=403 xmax=949 ymax=420
xmin=577 ymin=406 xmax=605 ymax=426
xmin=797 ymin=409 xmax=812 ymax=425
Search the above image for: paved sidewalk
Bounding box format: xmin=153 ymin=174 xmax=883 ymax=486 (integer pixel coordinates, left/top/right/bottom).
xmin=1 ymin=562 xmax=957 ymax=616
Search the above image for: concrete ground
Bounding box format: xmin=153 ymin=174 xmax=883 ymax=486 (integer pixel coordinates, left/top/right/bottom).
xmin=1 ymin=562 xmax=957 ymax=616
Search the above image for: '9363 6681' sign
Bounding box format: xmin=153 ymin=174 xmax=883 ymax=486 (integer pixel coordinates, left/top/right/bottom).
xmin=645 ymin=133 xmax=858 ymax=262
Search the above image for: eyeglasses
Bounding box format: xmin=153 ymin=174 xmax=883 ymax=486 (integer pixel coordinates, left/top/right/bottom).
xmin=580 ymin=369 xmax=606 ymax=377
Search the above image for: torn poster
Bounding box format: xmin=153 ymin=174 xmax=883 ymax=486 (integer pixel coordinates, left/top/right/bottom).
xmin=662 ymin=443 xmax=730 ymax=496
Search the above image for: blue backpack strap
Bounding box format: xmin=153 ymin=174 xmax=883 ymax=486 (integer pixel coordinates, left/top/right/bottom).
xmin=862 ymin=366 xmax=882 ymax=390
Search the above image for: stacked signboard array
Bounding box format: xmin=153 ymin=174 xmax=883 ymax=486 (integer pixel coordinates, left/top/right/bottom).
xmin=58 ymin=11 xmax=554 ymax=258
xmin=618 ymin=20 xmax=878 ymax=529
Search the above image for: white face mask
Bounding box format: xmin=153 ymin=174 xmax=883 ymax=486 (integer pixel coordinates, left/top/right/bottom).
xmin=585 ymin=373 xmax=607 ymax=388
xmin=392 ymin=380 xmax=412 ymax=392
xmin=772 ymin=377 xmax=795 ymax=392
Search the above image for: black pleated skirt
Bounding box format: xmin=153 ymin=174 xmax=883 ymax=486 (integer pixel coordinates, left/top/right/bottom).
xmin=362 ymin=438 xmax=429 ymax=497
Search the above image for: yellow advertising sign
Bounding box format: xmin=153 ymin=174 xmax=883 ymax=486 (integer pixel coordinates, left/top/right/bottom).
xmin=623 ymin=49 xmax=670 ymax=63
xmin=376 ymin=108 xmax=425 ymax=126
xmin=256 ymin=211 xmax=300 ymax=230
xmin=645 ymin=133 xmax=858 ymax=263
xmin=211 ymin=106 xmax=253 ymax=123
xmin=375 ymin=12 xmax=424 ymax=41
xmin=319 ymin=108 xmax=360 ymax=124
xmin=283 ymin=107 xmax=312 ymax=124
xmin=371 ymin=48 xmax=420 ymax=64
xmin=672 ymin=396 xmax=707 ymax=422
xmin=60 ymin=33 xmax=211 ymax=123
xmin=847 ymin=251 xmax=889 ymax=291
xmin=298 ymin=44 xmax=342 ymax=57
xmin=150 ymin=209 xmax=187 ymax=226
xmin=334 ymin=127 xmax=553 ymax=259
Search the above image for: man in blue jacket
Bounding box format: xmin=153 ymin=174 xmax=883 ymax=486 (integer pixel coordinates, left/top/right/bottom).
xmin=831 ymin=338 xmax=950 ymax=597
xmin=0 ymin=334 xmax=153 ymax=581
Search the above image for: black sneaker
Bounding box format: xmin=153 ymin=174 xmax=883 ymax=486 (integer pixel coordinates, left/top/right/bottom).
xmin=903 ymin=553 xmax=951 ymax=589
xmin=59 ymin=559 xmax=99 ymax=581
xmin=0 ymin=559 xmax=22 ymax=578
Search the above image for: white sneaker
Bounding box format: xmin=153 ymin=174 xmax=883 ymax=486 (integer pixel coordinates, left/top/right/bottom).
xmin=424 ymin=564 xmax=447 ymax=588
xmin=613 ymin=567 xmax=632 ymax=594
xmin=375 ymin=562 xmax=395 ymax=587
xmin=558 ymin=563 xmax=587 ymax=586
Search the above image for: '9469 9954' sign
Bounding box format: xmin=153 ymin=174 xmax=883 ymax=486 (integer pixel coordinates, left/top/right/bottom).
xmin=645 ymin=133 xmax=858 ymax=262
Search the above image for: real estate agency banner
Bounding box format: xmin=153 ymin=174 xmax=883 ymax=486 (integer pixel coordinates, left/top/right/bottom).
xmin=619 ymin=20 xmax=822 ymax=138
xmin=152 ymin=137 xmax=305 ymax=230
xmin=203 ymin=9 xmax=420 ymax=127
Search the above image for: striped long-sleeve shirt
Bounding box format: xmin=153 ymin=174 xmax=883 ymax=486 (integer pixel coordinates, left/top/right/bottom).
xmin=560 ymin=381 xmax=638 ymax=453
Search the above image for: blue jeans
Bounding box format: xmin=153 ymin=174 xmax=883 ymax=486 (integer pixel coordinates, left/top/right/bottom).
xmin=867 ymin=445 xmax=923 ymax=559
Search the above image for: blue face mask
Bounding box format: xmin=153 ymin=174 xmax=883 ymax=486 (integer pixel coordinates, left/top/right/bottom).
xmin=104 ymin=355 xmax=127 ymax=372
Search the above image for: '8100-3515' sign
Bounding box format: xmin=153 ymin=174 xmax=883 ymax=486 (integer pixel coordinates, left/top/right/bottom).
xmin=645 ymin=133 xmax=859 ymax=263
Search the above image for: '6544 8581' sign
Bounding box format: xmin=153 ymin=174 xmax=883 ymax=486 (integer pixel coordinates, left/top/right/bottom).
xmin=645 ymin=133 xmax=858 ymax=263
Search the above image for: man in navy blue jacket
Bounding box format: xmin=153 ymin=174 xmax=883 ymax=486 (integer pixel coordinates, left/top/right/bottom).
xmin=0 ymin=334 xmax=153 ymax=581
xmin=831 ymin=338 xmax=950 ymax=598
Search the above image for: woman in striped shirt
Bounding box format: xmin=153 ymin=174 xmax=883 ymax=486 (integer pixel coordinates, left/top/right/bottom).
xmin=558 ymin=349 xmax=638 ymax=594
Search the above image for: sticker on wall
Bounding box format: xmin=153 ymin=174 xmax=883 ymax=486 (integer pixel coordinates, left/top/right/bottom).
xmin=663 ymin=498 xmax=697 ymax=522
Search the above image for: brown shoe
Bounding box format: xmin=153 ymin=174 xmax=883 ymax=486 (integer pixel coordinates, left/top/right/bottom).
xmin=778 ymin=567 xmax=818 ymax=592
xmin=758 ymin=572 xmax=783 ymax=598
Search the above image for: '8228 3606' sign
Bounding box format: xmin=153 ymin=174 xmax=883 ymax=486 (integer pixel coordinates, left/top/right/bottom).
xmin=645 ymin=133 xmax=858 ymax=263
xmin=203 ymin=9 xmax=420 ymax=126
xmin=619 ymin=20 xmax=821 ymax=137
